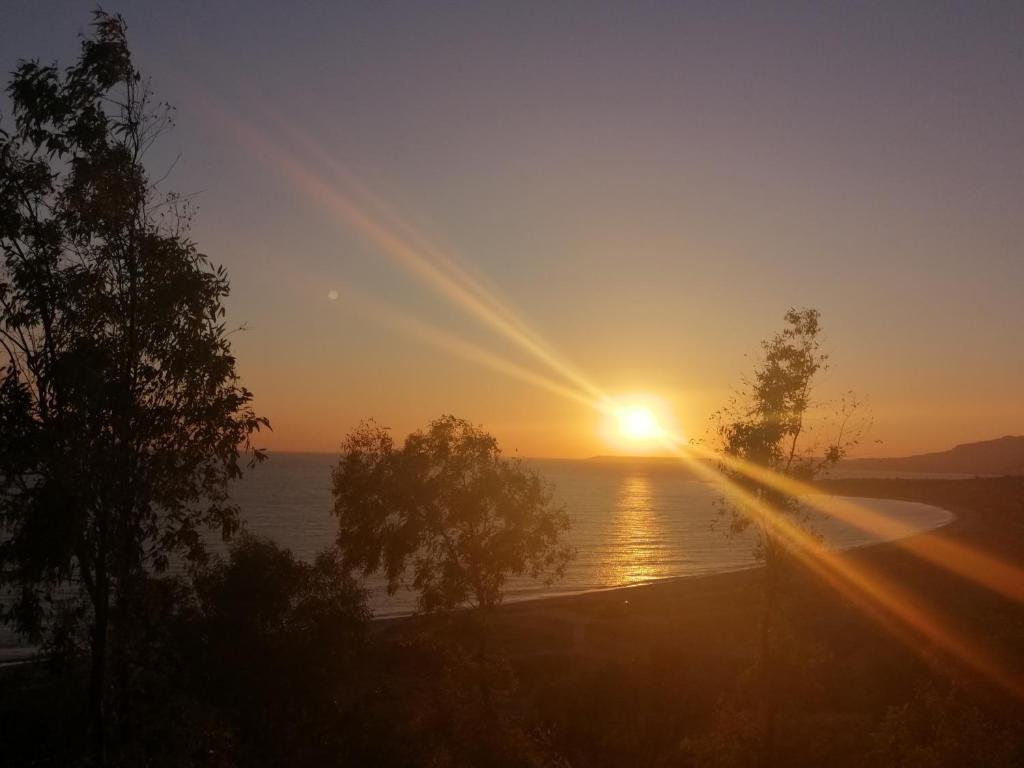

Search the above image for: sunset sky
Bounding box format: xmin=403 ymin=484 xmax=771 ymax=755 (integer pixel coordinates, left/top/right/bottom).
xmin=5 ymin=2 xmax=1023 ymax=457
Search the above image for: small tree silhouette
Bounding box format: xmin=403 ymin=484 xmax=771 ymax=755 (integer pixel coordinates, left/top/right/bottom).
xmin=332 ymin=415 xmax=573 ymax=613
xmin=712 ymin=308 xmax=863 ymax=768
xmin=332 ymin=415 xmax=574 ymax=707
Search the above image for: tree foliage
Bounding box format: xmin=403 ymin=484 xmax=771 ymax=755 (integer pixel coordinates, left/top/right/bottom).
xmin=189 ymin=535 xmax=369 ymax=767
xmin=713 ymin=308 xmax=861 ymax=555
xmin=332 ymin=415 xmax=574 ymax=612
xmin=0 ymin=11 xmax=267 ymax=759
xmin=711 ymin=307 xmax=863 ymax=768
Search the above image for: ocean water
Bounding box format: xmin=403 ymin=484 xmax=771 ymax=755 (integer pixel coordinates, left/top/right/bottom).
xmin=0 ymin=455 xmax=954 ymax=654
xmin=227 ymin=454 xmax=954 ymax=617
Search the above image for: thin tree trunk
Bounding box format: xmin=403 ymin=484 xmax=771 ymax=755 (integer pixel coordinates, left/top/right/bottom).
xmin=90 ymin=571 xmax=109 ymax=768
xmin=758 ymin=554 xmax=779 ymax=768
xmin=113 ymin=579 xmax=133 ymax=753
xmin=476 ymin=608 xmax=492 ymax=713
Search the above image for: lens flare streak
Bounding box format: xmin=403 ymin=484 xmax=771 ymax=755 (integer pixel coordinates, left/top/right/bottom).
xmin=215 ymin=96 xmax=1024 ymax=698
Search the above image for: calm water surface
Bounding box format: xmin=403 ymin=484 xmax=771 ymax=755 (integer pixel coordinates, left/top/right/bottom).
xmin=0 ymin=455 xmax=955 ymax=653
xmin=228 ymin=454 xmax=954 ymax=617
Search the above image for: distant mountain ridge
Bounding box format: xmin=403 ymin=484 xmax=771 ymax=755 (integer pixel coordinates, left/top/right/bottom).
xmin=842 ymin=436 xmax=1024 ymax=476
xmin=587 ymin=436 xmax=1024 ymax=476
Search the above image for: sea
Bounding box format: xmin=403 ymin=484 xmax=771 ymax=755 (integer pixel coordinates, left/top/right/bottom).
xmin=0 ymin=455 xmax=953 ymax=656
xmin=228 ymin=454 xmax=953 ymax=617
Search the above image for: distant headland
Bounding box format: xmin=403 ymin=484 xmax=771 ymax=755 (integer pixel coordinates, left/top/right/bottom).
xmin=840 ymin=435 xmax=1024 ymax=476
xmin=589 ymin=435 xmax=1024 ymax=477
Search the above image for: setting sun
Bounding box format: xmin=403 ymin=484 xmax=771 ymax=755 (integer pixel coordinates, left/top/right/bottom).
xmin=617 ymin=405 xmax=663 ymax=441
xmin=600 ymin=395 xmax=679 ymax=453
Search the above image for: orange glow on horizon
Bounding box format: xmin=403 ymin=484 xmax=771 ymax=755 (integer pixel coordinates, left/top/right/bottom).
xmin=208 ymin=94 xmax=1024 ymax=698
xmin=599 ymin=394 xmax=680 ymax=454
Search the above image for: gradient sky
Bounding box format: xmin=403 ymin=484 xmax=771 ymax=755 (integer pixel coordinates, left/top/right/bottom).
xmin=3 ymin=2 xmax=1023 ymax=458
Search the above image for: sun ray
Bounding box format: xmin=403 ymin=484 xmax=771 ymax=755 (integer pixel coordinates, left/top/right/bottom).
xmin=195 ymin=88 xmax=1024 ymax=698
xmin=658 ymin=437 xmax=1024 ymax=698
xmin=330 ymin=285 xmax=609 ymax=414
xmin=203 ymin=94 xmax=612 ymax=410
xmin=668 ymin=437 xmax=1024 ymax=608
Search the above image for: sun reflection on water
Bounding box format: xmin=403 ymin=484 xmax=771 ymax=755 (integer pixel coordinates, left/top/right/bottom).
xmin=603 ymin=474 xmax=672 ymax=586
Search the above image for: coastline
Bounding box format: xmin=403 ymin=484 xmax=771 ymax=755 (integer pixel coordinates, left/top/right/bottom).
xmin=1 ymin=488 xmax=959 ymax=659
xmin=475 ymin=476 xmax=1024 ymax=712
xmin=4 ymin=478 xmax=1014 ymax=675
xmin=5 ymin=477 xmax=1019 ymax=766
xmin=494 ymin=483 xmax=965 ymax=622
xmin=370 ymin=492 xmax=953 ymax=622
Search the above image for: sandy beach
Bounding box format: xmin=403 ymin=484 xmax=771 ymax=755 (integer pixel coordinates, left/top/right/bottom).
xmin=489 ymin=475 xmax=1024 ymax=673
xmin=442 ymin=476 xmax=1024 ymax=765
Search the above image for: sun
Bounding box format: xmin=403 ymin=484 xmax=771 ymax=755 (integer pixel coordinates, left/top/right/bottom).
xmin=600 ymin=394 xmax=681 ymax=453
xmin=617 ymin=405 xmax=663 ymax=441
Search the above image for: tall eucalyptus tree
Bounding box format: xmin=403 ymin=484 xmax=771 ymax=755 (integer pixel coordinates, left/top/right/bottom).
xmin=0 ymin=13 xmax=267 ymax=762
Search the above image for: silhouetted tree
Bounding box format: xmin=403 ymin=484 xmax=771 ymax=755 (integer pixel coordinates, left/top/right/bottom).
xmin=712 ymin=308 xmax=861 ymax=768
xmin=869 ymin=682 xmax=1022 ymax=768
xmin=332 ymin=415 xmax=573 ymax=613
xmin=189 ymin=534 xmax=369 ymax=767
xmin=0 ymin=12 xmax=267 ymax=763
xmin=331 ymin=415 xmax=573 ymax=706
